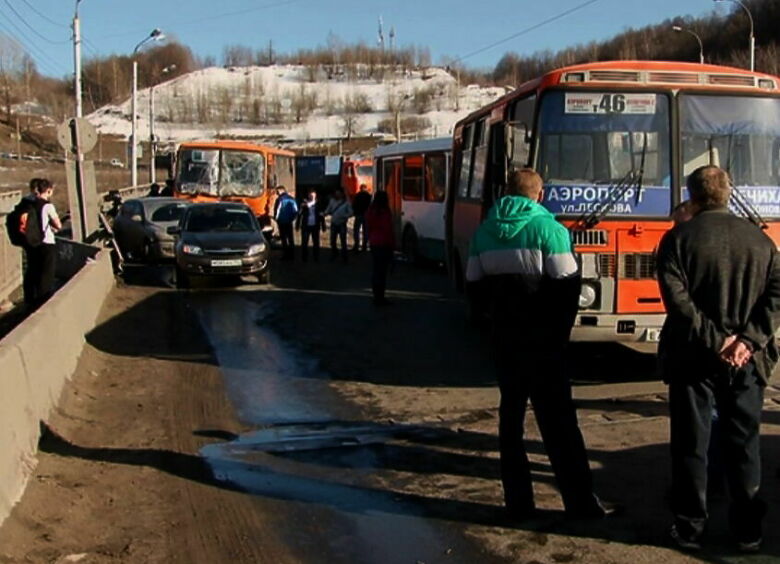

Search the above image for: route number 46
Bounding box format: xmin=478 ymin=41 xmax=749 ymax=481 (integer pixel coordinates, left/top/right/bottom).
xmin=595 ymin=94 xmax=626 ymax=113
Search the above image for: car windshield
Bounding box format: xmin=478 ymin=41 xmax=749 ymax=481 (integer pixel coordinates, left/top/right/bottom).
xmin=537 ymin=91 xmax=672 ymax=217
xmin=185 ymin=208 xmax=256 ymax=233
xmin=148 ymin=203 xmax=188 ymax=223
xmin=177 ymin=149 xmax=265 ymax=198
xmin=680 ymin=95 xmax=780 ymax=217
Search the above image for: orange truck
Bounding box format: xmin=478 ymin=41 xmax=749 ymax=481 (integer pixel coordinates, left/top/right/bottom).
xmin=340 ymin=158 xmax=373 ymax=200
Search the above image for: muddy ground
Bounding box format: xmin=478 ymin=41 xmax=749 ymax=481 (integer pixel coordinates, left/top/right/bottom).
xmin=1 ymin=245 xmax=779 ymax=563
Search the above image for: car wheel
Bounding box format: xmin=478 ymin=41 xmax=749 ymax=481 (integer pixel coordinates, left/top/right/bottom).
xmin=175 ymin=266 xmax=190 ymax=289
xmin=256 ymin=270 xmax=270 ymax=285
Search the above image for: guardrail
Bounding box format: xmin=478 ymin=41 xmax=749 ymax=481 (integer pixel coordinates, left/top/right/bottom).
xmin=0 ymin=191 xmax=23 ymax=306
xmin=0 ymin=249 xmax=114 ymax=525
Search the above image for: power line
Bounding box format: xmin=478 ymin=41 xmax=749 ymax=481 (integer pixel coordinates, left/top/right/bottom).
xmin=19 ymin=0 xmax=69 ymax=29
xmin=3 ymin=0 xmax=70 ymax=44
xmin=0 ymin=12 xmax=66 ymax=75
xmin=92 ymin=0 xmax=309 ymax=40
xmin=0 ymin=22 xmax=63 ymax=77
xmin=455 ymin=0 xmax=603 ymax=63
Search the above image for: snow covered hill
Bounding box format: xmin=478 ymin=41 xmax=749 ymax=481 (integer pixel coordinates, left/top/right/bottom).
xmin=88 ymin=65 xmax=507 ymax=146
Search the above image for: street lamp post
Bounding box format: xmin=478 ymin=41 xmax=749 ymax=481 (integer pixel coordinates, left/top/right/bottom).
xmin=672 ymin=26 xmax=705 ymax=64
xmin=131 ymin=28 xmax=164 ymax=187
xmin=149 ymin=64 xmax=176 ymax=184
xmin=715 ymin=0 xmax=755 ymax=71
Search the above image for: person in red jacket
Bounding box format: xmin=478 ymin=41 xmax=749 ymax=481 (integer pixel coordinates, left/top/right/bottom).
xmin=365 ymin=191 xmax=394 ymax=305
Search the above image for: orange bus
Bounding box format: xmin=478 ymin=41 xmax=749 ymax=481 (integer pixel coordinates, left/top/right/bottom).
xmin=173 ymin=140 xmax=295 ymax=233
xmin=341 ymin=158 xmax=373 ymax=200
xmin=447 ymin=60 xmax=780 ymax=343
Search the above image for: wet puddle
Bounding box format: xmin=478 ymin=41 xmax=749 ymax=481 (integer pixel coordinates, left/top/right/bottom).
xmin=190 ymin=292 xmax=498 ymax=563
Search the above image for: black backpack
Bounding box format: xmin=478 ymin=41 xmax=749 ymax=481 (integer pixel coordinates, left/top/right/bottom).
xmin=5 ymin=197 xmax=43 ymax=248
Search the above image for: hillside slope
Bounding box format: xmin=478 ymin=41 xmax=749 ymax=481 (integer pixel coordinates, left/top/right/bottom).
xmin=88 ymin=65 xmax=507 ymax=145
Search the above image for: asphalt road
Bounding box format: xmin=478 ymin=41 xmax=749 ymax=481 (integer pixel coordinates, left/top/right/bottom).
xmin=1 ymin=250 xmax=779 ymax=563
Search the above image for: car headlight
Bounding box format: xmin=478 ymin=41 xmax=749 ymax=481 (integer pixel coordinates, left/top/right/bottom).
xmin=182 ymin=244 xmax=203 ymax=255
xmin=247 ymin=242 xmax=266 ymax=256
xmin=579 ymin=283 xmax=598 ymax=309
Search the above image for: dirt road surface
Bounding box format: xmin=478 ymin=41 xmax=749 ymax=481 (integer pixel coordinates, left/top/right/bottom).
xmin=1 ymin=248 xmax=779 ymax=564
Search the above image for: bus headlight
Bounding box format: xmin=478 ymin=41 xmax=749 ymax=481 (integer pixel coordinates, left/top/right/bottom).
xmin=579 ymin=283 xmax=598 ymax=309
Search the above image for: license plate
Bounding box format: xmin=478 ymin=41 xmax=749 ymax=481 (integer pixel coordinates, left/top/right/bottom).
xmin=645 ymin=328 xmax=661 ymax=342
xmin=210 ymin=259 xmax=242 ymax=267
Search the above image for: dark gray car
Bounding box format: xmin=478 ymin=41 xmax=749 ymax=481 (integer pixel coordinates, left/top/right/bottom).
xmin=112 ymin=197 xmax=190 ymax=262
xmin=170 ymin=202 xmax=270 ymax=288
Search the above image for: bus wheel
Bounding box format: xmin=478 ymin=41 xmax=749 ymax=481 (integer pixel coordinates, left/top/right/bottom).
xmin=402 ymin=228 xmax=420 ymax=264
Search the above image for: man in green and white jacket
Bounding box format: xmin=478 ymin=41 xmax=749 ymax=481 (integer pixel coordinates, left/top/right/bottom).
xmin=467 ymin=168 xmax=615 ymax=521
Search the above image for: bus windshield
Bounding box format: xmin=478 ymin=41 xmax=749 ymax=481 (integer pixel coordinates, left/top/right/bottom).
xmin=178 ymin=149 xmax=266 ymax=198
xmin=680 ymin=95 xmax=780 ymax=217
xmin=537 ymin=91 xmax=671 ymax=217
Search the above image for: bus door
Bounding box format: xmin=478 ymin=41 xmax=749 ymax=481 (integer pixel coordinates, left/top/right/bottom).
xmin=615 ymin=225 xmax=667 ymax=317
xmin=382 ymin=158 xmax=403 ymax=240
xmin=452 ymin=120 xmax=488 ymax=276
xmin=417 ymin=151 xmax=448 ymax=244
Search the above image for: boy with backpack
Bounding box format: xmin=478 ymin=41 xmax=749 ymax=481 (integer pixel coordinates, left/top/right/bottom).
xmin=273 ymin=186 xmax=298 ymax=260
xmin=5 ymin=178 xmax=61 ymax=308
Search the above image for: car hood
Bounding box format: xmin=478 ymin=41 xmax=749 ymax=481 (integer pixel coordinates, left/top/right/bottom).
xmin=181 ymin=231 xmax=264 ymax=250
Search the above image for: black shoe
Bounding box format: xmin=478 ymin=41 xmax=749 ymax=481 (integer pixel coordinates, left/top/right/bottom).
xmin=669 ymin=524 xmax=702 ymax=551
xmin=565 ymin=500 xmax=623 ymax=520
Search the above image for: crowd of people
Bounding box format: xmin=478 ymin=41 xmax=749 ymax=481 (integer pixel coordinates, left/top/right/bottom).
xmin=274 ymin=183 xmax=394 ymax=305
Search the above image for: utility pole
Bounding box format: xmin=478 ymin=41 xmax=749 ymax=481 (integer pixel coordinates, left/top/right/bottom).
xmin=150 ymin=64 xmax=176 ymax=184
xmin=268 ymin=40 xmax=273 ymax=65
xmin=73 ymin=0 xmax=83 ymax=118
xmin=15 ymin=117 xmax=20 ymax=159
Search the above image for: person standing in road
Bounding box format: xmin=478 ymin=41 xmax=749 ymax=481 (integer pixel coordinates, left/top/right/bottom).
xmin=32 ymin=179 xmax=62 ymax=307
xmin=352 ymin=183 xmax=372 ymax=252
xmin=466 ymin=168 xmax=616 ymax=521
xmin=657 ymin=165 xmax=780 ymax=553
xmin=295 ymin=189 xmax=324 ymax=262
xmin=273 ymin=186 xmax=298 ymax=260
xmin=365 ymin=190 xmax=394 ymax=306
xmin=323 ymin=188 xmax=352 ymax=263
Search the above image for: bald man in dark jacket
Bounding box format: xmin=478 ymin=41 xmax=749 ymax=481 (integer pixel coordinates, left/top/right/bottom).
xmin=657 ymin=165 xmax=780 ymax=552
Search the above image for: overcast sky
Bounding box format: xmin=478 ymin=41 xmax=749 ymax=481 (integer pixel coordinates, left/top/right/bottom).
xmin=6 ymin=0 xmax=728 ymax=78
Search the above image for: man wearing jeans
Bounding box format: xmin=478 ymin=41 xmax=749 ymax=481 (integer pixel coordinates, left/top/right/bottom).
xmin=657 ymin=165 xmax=780 ymax=552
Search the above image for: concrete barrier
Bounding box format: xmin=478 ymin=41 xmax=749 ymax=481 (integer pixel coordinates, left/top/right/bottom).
xmin=0 ymin=249 xmax=114 ymax=524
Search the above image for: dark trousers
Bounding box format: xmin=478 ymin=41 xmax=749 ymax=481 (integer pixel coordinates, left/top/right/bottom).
xmin=23 ymin=246 xmax=38 ymax=306
xmin=496 ymin=342 xmax=599 ymax=513
xmin=353 ymin=215 xmax=368 ymax=250
xmin=300 ymin=225 xmax=320 ymax=261
xmin=669 ymin=362 xmax=765 ymax=540
xmin=371 ymin=246 xmax=393 ymax=302
xmin=330 ymin=223 xmax=348 ymax=261
xmin=25 ymin=244 xmax=56 ymax=308
xmin=278 ymin=222 xmax=295 ymax=259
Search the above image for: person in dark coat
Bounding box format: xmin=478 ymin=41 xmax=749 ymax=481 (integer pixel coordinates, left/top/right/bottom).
xmin=295 ymin=189 xmax=325 ymax=262
xmin=657 ymin=165 xmax=780 ymax=552
xmin=352 ymin=183 xmax=372 ymax=252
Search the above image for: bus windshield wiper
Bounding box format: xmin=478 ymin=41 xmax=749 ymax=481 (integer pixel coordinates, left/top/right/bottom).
xmin=572 ymin=133 xmax=647 ymax=231
xmin=719 ymin=134 xmax=768 ymax=229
